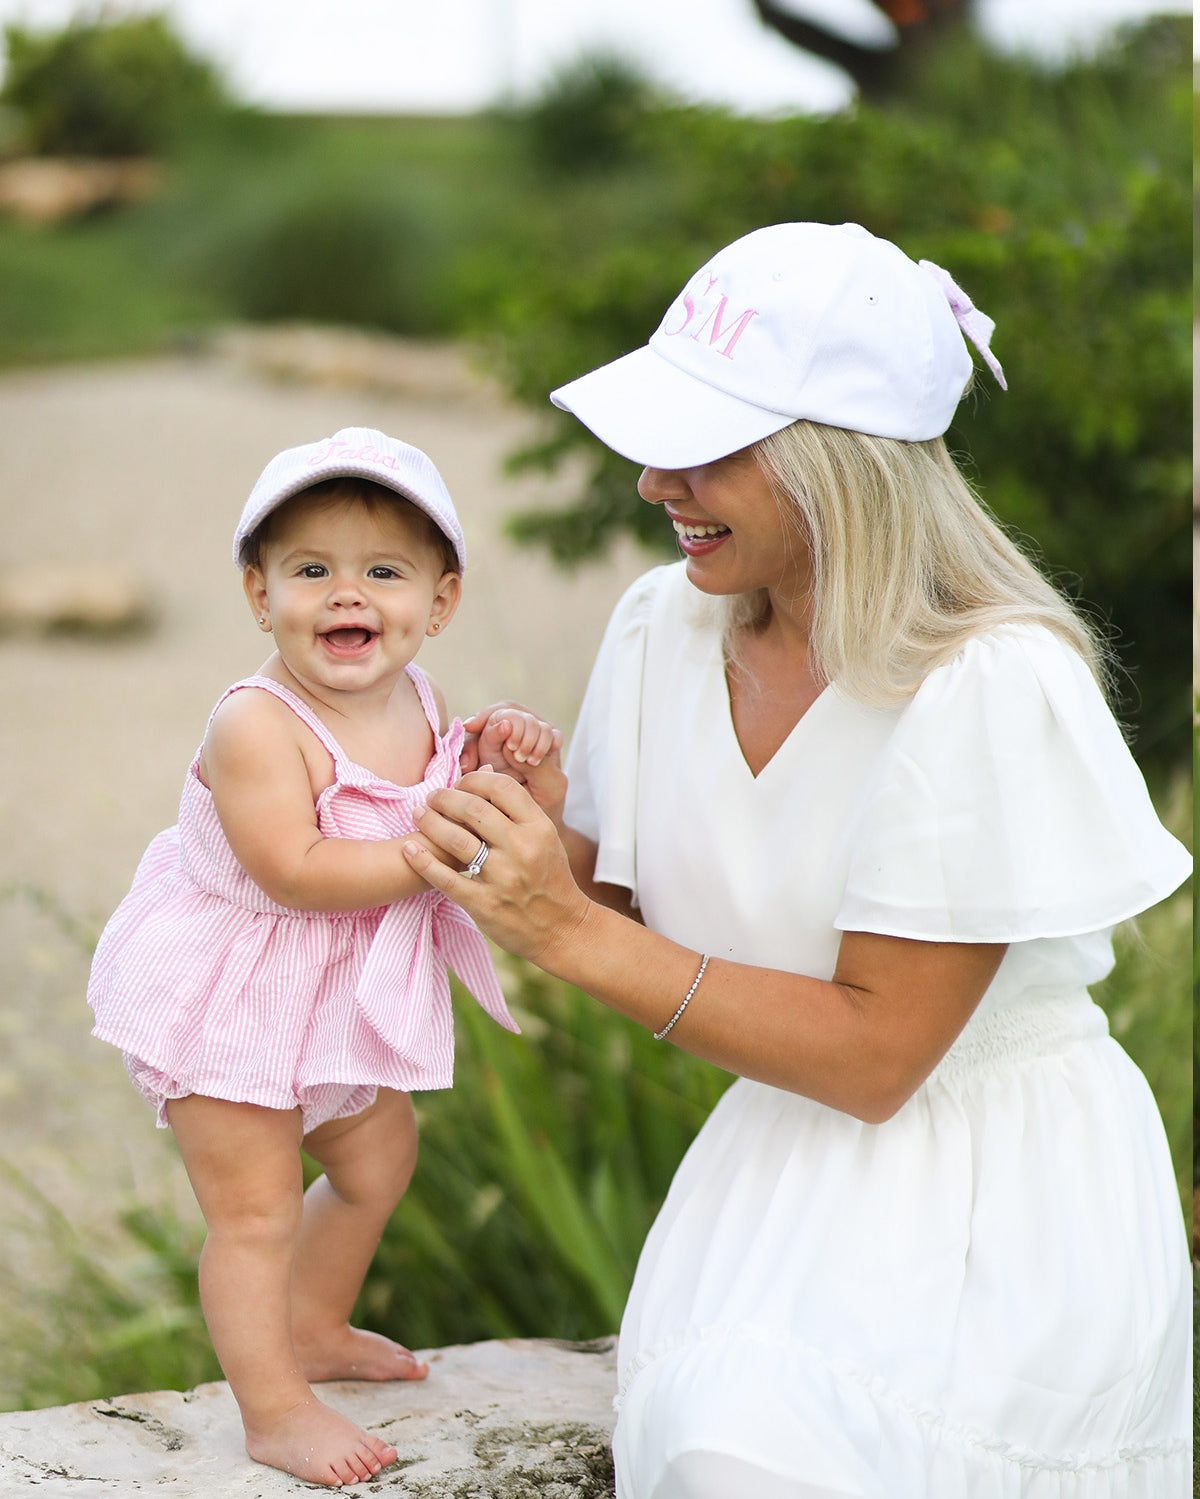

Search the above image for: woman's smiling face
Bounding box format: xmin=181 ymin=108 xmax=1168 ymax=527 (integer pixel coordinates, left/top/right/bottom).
xmin=244 ymin=491 xmax=460 ymax=699
xmin=637 ymin=446 xmax=812 ymax=607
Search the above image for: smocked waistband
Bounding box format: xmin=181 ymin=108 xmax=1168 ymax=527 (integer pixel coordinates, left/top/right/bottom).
xmin=930 ymin=994 xmax=1108 ymax=1084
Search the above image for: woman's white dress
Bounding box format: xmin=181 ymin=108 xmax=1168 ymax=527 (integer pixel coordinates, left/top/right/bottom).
xmin=563 ymin=563 xmax=1191 ymax=1499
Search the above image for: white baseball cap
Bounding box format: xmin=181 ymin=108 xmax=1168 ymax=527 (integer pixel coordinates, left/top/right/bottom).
xmin=234 ymin=426 xmax=466 ymax=571
xmin=550 ymin=222 xmax=1006 ymax=469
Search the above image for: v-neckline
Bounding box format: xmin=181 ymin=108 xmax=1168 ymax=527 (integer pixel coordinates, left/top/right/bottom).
xmin=715 ymin=638 xmax=834 ymax=782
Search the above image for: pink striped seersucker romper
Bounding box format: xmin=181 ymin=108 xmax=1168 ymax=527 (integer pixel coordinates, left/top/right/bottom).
xmin=87 ymin=665 xmax=518 ymax=1132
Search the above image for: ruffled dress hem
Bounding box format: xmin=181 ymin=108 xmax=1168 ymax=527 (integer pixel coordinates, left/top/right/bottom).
xmin=616 ymin=1323 xmax=1187 ymax=1477
xmin=119 ymin=1053 xmax=380 ymax=1133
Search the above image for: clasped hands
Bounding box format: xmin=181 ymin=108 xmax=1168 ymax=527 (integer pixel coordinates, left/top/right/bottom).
xmin=402 ymin=703 xmax=589 ymax=968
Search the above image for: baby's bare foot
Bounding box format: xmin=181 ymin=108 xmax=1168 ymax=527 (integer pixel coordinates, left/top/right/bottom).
xmin=244 ymin=1396 xmax=397 ymax=1488
xmin=297 ymin=1324 xmax=430 ymax=1383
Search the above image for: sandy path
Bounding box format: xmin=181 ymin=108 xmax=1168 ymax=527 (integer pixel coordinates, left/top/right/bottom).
xmin=0 ymin=334 xmax=651 ymax=1247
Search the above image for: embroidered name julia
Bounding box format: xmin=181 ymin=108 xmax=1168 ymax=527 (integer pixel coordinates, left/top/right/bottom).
xmin=307 ymin=440 xmax=406 ymax=470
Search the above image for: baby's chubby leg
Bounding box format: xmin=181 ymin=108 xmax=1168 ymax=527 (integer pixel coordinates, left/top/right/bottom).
xmin=292 ymin=1088 xmax=429 ymax=1383
xmin=167 ymin=1095 xmax=397 ymax=1487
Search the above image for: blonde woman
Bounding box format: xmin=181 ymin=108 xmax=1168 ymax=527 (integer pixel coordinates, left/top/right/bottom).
xmin=405 ymin=224 xmax=1190 ymax=1498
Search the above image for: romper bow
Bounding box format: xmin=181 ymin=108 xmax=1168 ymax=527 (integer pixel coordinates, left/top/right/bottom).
xmin=339 ymin=715 xmax=519 ymax=1069
xmin=352 ymin=890 xmax=519 ymax=1071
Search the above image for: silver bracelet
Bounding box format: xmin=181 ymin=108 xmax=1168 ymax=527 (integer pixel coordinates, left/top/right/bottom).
xmin=653 ymin=954 xmax=709 ymax=1041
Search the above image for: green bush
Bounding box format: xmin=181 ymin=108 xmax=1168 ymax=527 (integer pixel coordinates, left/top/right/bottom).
xmin=519 ymin=54 xmax=664 ymax=174
xmin=211 ymin=189 xmax=436 ymax=335
xmin=1 ymin=13 xmax=227 ymax=157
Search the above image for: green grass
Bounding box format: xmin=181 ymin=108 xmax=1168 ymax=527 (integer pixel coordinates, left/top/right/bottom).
xmin=0 ymin=105 xmax=727 ymax=368
xmin=0 ymin=1159 xmax=218 ymax=1411
xmin=362 ymin=966 xmax=732 ymax=1350
xmin=1092 ymin=771 xmax=1192 ymax=1203
xmin=0 ymin=117 xmax=398 ymax=364
xmin=0 ymin=956 xmax=732 ymax=1410
xmin=0 ymin=830 xmax=1190 ymax=1412
xmin=0 ymin=213 xmax=218 ymax=364
xmin=1093 ymin=892 xmax=1192 ymax=1204
xmin=0 ymin=109 xmax=613 ymax=366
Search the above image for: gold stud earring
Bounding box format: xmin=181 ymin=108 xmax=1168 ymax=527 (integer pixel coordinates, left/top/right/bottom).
xmin=431 ymin=621 xmax=440 ymax=633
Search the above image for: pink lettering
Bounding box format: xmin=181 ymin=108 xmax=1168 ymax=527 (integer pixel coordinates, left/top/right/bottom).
xmin=306 ymin=441 xmax=400 ymax=469
xmin=661 ymin=288 xmax=697 ymax=339
xmin=688 ymin=296 xmax=758 ymax=359
xmin=308 ymin=439 xmax=349 ymax=466
xmin=659 ymin=270 xmax=757 ymax=358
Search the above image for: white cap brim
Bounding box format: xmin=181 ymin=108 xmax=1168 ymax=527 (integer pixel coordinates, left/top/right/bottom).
xmin=233 ymin=427 xmax=466 ymax=572
xmin=550 ymin=345 xmax=795 ymax=469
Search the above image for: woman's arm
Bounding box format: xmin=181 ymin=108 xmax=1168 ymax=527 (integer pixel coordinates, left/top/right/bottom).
xmin=405 ymin=772 xmax=1003 ymax=1123
xmin=555 ymin=909 xmax=1001 ymax=1121
xmin=559 ymin=825 xmax=642 ymax=920
xmin=204 ymin=690 xmax=433 ymax=911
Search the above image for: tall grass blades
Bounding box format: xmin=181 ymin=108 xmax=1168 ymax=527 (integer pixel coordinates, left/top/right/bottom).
xmin=0 ymin=1159 xmax=218 ymax=1411
xmin=0 ymin=799 xmax=1187 ymax=1408
xmin=1091 ymin=773 xmax=1192 ymax=1208
xmin=361 ymin=964 xmax=733 ymax=1349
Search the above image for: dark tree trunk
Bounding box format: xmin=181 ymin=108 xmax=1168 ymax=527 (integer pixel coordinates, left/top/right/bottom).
xmin=750 ymin=0 xmax=974 ymax=100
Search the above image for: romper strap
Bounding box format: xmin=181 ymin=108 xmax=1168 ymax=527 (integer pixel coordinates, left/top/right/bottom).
xmin=213 ymin=677 xmax=351 ymax=771
xmin=405 ymin=662 xmax=443 ymax=738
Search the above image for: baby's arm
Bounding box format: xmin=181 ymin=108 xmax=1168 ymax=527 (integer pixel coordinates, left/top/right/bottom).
xmin=203 ymin=690 xmax=433 ymax=911
xmin=462 ymin=703 xmax=566 ymax=823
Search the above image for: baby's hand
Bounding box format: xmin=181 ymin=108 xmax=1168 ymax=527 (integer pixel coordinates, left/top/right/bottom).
xmin=461 ymin=702 xmax=559 ymax=773
xmin=461 ymin=703 xmax=566 ymax=818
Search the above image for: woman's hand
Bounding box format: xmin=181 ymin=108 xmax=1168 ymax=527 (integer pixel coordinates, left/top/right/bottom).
xmin=403 ymin=770 xmax=591 ymax=967
xmin=405 ymin=775 xmax=1007 ymax=1125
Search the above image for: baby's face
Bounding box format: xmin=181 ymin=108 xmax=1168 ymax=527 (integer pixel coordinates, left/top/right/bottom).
xmin=244 ymin=493 xmax=460 ymax=697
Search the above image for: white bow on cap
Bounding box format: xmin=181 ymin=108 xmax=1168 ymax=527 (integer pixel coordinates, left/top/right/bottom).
xmin=919 ymin=260 xmax=1007 ymax=391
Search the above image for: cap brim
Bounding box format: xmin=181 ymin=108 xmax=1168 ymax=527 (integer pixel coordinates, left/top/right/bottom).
xmin=235 ymin=462 xmax=465 ymax=572
xmin=550 ymin=346 xmax=794 ymax=469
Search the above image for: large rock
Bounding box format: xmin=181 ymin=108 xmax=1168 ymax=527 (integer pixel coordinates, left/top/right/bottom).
xmin=0 ymin=1338 xmax=618 ymax=1496
xmin=0 ymin=158 xmax=162 ymax=223
xmin=0 ymin=561 xmax=151 ymax=635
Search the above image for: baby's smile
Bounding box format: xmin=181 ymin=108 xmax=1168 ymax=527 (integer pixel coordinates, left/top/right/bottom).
xmin=320 ymin=627 xmax=377 ymax=654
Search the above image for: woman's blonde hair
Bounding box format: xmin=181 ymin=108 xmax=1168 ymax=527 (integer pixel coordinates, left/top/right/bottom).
xmin=727 ymin=420 xmax=1106 ymax=704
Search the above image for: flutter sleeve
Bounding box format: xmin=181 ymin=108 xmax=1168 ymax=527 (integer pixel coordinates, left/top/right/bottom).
xmin=834 ymin=626 xmax=1191 ymax=943
xmin=563 ymin=566 xmax=668 ymax=898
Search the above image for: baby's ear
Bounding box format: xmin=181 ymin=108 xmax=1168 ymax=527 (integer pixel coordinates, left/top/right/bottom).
xmin=242 ymin=565 xmax=271 ymax=631
xmin=426 ymin=571 xmax=462 ymax=637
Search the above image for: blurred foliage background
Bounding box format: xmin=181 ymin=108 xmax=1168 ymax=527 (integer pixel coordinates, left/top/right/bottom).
xmin=0 ymin=10 xmax=1189 ymax=766
xmin=0 ymin=5 xmax=1190 ymax=1414
xmin=1 ymin=13 xmax=227 ymax=156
